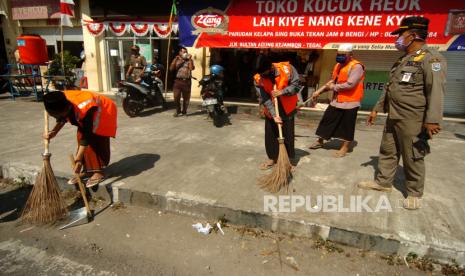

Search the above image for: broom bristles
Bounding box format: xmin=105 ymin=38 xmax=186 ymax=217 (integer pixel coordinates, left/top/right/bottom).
xmin=21 ymin=156 xmax=68 ymax=224
xmin=257 ymin=142 xmax=293 ymax=193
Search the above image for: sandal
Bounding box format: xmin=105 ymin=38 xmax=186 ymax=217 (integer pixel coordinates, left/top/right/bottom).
xmin=259 ymin=161 xmax=275 ymax=170
xmin=85 ymin=176 xmax=105 ymax=188
xmin=67 ymin=174 xmax=90 ymax=185
xmin=309 ymin=142 xmax=324 ymax=150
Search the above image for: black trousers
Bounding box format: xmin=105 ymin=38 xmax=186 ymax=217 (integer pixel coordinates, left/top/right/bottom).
xmin=265 ymin=117 xmax=295 ymax=161
xmin=315 ymin=105 xmax=359 ymax=142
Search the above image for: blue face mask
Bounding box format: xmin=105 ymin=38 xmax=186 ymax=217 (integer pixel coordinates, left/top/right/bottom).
xmin=336 ymin=55 xmax=348 ymax=64
xmin=395 ymin=34 xmax=414 ymax=52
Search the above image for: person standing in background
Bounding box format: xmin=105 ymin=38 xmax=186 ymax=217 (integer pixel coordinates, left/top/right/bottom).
xmin=170 ymin=47 xmax=195 ymax=117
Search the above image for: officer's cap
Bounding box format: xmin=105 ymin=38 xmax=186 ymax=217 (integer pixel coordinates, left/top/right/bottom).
xmin=391 ymin=16 xmax=429 ymax=35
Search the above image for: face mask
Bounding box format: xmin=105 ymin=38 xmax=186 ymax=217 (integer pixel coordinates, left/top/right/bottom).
xmin=181 ymin=53 xmax=189 ymax=59
xmin=395 ymin=34 xmax=414 ymax=51
xmin=336 ymin=55 xmax=348 ymax=64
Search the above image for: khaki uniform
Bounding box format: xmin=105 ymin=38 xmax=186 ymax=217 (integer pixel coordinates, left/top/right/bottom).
xmin=128 ymin=54 xmax=147 ymax=81
xmin=373 ymin=45 xmax=447 ymax=197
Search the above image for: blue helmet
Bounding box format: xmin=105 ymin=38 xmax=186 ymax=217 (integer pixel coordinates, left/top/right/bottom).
xmin=210 ymin=64 xmax=224 ymax=75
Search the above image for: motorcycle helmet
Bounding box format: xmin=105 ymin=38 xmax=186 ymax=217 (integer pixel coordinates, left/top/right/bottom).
xmin=210 ymin=64 xmax=224 ymax=76
xmin=150 ymin=63 xmax=163 ymax=71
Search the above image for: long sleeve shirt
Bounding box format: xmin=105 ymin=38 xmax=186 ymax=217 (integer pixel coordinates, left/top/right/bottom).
xmin=255 ymin=64 xmax=301 ymax=119
xmin=373 ymin=45 xmax=446 ymax=124
xmin=330 ymin=63 xmax=365 ymax=109
xmin=58 ymin=107 xmax=97 ymax=146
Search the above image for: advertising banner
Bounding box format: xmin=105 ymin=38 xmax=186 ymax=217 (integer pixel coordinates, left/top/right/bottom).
xmin=178 ymin=0 xmax=465 ymax=50
xmin=362 ymin=71 xmax=389 ymax=110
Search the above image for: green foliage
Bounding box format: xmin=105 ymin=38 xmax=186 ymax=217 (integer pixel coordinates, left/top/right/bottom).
xmin=45 ymin=51 xmax=80 ymax=87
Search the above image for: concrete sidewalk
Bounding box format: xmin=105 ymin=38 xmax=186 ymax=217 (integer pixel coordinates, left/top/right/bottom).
xmin=1 ymin=95 xmax=465 ymax=265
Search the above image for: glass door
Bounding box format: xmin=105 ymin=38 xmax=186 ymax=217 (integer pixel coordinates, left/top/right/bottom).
xmin=107 ymin=40 xmax=124 ymax=89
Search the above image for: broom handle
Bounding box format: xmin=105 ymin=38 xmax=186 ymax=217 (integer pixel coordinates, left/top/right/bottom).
xmin=273 ymin=97 xmax=284 ymax=140
xmin=44 ymin=111 xmax=49 ymax=155
xmin=69 ymin=155 xmax=92 ymax=215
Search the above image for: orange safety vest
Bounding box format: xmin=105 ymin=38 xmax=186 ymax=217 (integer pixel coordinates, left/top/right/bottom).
xmin=64 ymin=90 xmax=117 ymax=138
xmin=254 ymin=62 xmax=298 ymax=118
xmin=332 ymin=59 xmax=365 ymax=103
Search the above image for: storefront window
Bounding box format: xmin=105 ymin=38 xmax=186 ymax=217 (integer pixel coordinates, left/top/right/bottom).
xmin=105 ymin=34 xmax=179 ymax=90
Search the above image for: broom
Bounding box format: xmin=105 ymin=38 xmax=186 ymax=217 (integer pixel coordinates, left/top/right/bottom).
xmin=21 ymin=109 xmax=68 ymax=224
xmin=257 ymin=96 xmax=293 ymax=193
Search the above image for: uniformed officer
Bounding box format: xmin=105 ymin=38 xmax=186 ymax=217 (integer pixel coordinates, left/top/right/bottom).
xmin=358 ymin=16 xmax=447 ymax=210
xmin=125 ymin=45 xmax=147 ymax=83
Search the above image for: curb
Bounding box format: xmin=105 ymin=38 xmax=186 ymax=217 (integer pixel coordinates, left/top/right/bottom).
xmin=1 ymin=161 xmax=463 ymax=266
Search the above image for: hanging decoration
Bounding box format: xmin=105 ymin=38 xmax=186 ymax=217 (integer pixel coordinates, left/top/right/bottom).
xmin=85 ymin=22 xmax=105 ymax=37
xmin=153 ymin=23 xmax=175 ymax=38
xmin=130 ymin=23 xmax=153 ymax=37
xmin=83 ymin=20 xmax=178 ymax=38
xmin=108 ymin=22 xmax=128 ymax=36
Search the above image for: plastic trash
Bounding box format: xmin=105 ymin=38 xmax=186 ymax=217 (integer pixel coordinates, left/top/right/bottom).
xmin=216 ymin=222 xmax=225 ymax=235
xmin=192 ymin=222 xmax=212 ymax=235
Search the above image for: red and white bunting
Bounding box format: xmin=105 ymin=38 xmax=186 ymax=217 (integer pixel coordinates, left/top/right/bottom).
xmin=130 ymin=23 xmax=153 ymax=37
xmin=153 ymin=23 xmax=172 ymax=38
xmin=85 ymin=22 xmax=105 ymax=37
xmin=108 ymin=22 xmax=128 ymax=36
xmin=83 ymin=21 xmax=178 ymax=38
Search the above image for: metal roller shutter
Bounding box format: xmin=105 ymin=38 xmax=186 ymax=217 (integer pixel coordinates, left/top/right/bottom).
xmin=443 ymin=52 xmax=465 ymax=116
xmin=352 ymin=50 xmax=401 ymax=71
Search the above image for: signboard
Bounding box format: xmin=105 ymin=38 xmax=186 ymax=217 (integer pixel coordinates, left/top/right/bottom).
xmin=362 ymin=71 xmax=389 ymax=110
xmin=11 ymin=0 xmax=63 ymax=20
xmin=178 ymin=0 xmax=465 ymax=50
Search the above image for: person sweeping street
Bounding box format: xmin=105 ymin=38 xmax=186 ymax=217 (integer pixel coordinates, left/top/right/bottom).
xmin=43 ymin=90 xmax=117 ymax=188
xmin=254 ymin=59 xmax=301 ymax=193
xmin=309 ymin=43 xmax=366 ymax=157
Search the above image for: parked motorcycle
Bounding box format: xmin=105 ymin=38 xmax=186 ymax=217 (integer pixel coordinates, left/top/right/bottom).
xmin=199 ymin=65 xmax=229 ymax=127
xmin=118 ymin=64 xmax=166 ymax=117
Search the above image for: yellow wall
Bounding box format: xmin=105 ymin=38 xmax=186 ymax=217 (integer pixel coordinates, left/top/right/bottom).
xmin=187 ymin=46 xmax=207 ymax=98
xmin=80 ymin=0 xmax=103 ymax=91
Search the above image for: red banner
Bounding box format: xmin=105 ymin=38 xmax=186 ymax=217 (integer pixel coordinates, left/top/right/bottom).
xmin=181 ymin=0 xmax=465 ymax=50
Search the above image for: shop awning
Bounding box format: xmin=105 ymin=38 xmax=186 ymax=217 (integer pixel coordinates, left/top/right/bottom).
xmin=178 ymin=0 xmax=465 ymax=51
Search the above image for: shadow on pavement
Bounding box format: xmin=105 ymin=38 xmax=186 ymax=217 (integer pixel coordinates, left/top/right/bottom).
xmin=0 ymin=185 xmax=32 ymax=223
xmin=455 ymin=133 xmax=465 ymax=140
xmin=90 ymin=153 xmax=161 ymax=203
xmin=360 ymin=156 xmax=408 ymax=197
xmin=321 ymin=139 xmax=359 ymax=153
xmin=106 ymin=153 xmax=160 ymax=181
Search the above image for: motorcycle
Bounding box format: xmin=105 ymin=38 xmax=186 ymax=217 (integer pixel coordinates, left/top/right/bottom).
xmin=198 ymin=65 xmax=228 ymax=127
xmin=118 ymin=65 xmax=166 ymax=117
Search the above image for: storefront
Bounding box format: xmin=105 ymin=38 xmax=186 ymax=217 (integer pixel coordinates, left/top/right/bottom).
xmin=82 ymin=0 xmax=189 ymax=92
xmin=10 ymin=0 xmax=83 ymax=59
xmin=177 ymin=0 xmax=465 ymax=116
xmin=82 ymin=20 xmax=179 ymax=90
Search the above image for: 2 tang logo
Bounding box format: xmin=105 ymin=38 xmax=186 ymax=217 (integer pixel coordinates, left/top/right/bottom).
xmin=195 ymin=15 xmax=224 ymax=28
xmin=191 ymin=7 xmax=229 ymax=35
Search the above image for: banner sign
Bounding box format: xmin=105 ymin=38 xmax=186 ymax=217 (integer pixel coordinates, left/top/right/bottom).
xmin=361 ymin=71 xmax=389 ymax=110
xmin=178 ymin=0 xmax=465 ymax=50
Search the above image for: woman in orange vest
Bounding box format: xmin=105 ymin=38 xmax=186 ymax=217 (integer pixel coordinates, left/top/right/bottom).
xmin=43 ymin=90 xmax=117 ymax=188
xmin=254 ymin=59 xmax=300 ymax=170
xmin=309 ymin=43 xmax=365 ymax=157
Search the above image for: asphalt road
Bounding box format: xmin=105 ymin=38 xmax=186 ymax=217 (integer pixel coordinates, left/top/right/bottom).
xmin=0 ymin=183 xmax=429 ymax=276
